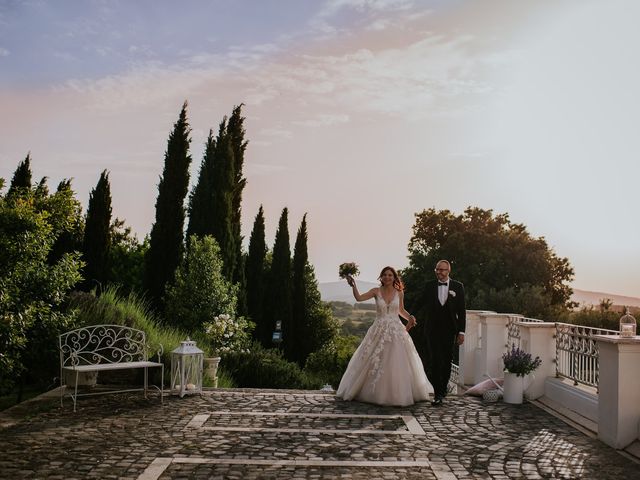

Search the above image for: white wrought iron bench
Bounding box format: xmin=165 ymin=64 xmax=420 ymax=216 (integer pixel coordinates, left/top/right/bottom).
xmin=59 ymin=324 xmax=164 ymax=411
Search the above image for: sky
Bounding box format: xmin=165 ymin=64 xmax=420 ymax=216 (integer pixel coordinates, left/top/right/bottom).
xmin=1 ymin=0 xmax=639 ymax=298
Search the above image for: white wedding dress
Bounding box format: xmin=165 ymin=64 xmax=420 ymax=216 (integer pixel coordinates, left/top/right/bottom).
xmin=336 ymin=289 xmax=433 ymax=406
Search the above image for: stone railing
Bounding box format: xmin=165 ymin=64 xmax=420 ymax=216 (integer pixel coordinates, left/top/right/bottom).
xmin=457 ymin=310 xmax=640 ymax=450
xmin=554 ymin=323 xmax=618 ymax=390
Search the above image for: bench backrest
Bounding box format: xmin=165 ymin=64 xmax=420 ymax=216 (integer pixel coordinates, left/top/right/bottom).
xmin=60 ymin=325 xmax=148 ymax=367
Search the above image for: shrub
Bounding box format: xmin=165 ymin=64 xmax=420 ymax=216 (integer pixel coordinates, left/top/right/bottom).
xmin=164 ymin=236 xmax=238 ymax=333
xmin=222 ymin=342 xmax=316 ymax=389
xmin=304 ymin=334 xmax=360 ymax=388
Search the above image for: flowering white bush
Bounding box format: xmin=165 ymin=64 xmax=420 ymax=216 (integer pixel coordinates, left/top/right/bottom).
xmin=203 ymin=314 xmax=252 ymax=356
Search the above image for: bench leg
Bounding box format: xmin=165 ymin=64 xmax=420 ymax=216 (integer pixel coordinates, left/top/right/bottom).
xmin=161 ymin=365 xmax=164 ymax=405
xmin=72 ymin=370 xmax=79 ymax=413
xmin=144 ymin=367 xmax=148 ymax=399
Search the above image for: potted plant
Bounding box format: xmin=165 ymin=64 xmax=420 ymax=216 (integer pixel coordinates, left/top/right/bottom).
xmin=502 ymin=345 xmax=542 ymax=404
xmin=203 ymin=313 xmax=252 ymax=387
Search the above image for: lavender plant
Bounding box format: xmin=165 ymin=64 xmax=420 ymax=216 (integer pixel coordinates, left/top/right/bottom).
xmin=502 ymin=345 xmax=542 ymax=377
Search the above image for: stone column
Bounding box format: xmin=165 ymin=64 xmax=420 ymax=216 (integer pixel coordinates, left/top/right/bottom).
xmin=595 ymin=334 xmax=640 ymax=449
xmin=458 ymin=310 xmax=494 ymax=386
xmin=518 ymin=322 xmax=556 ymax=400
xmin=477 ymin=313 xmax=513 ymax=383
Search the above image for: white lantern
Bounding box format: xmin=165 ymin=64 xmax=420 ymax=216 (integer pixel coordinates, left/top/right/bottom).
xmin=171 ymin=338 xmax=204 ymax=397
xmin=619 ymin=308 xmax=637 ymax=338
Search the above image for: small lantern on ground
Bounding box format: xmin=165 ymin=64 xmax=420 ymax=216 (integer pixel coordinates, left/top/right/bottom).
xmin=171 ymin=338 xmax=204 ymax=397
xmin=619 ymin=308 xmax=637 ymax=338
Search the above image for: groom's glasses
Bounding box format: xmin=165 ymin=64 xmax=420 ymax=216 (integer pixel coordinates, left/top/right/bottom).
xmin=435 ymin=268 xmax=449 ymax=272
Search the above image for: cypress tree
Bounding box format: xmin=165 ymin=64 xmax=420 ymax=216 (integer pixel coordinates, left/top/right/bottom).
xmin=7 ymin=153 xmax=32 ymax=197
xmin=144 ymin=102 xmax=192 ymax=311
xmin=186 ymin=130 xmax=216 ymax=240
xmin=228 ymin=104 xmax=248 ymax=314
xmin=291 ymin=214 xmax=309 ymax=364
xmin=246 ymin=205 xmax=267 ymax=343
xmin=82 ymin=170 xmax=112 ymax=290
xmin=210 ymin=119 xmax=235 ymax=280
xmin=266 ymin=208 xmax=293 ymax=356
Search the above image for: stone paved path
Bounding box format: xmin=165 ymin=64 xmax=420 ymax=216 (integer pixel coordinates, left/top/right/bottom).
xmin=0 ymin=389 xmax=638 ymax=479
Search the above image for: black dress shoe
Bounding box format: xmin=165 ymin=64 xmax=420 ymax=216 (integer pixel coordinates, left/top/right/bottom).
xmin=431 ymin=397 xmax=443 ymax=406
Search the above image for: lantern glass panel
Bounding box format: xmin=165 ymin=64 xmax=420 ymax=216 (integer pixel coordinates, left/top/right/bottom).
xmin=619 ymin=310 xmax=637 ymax=338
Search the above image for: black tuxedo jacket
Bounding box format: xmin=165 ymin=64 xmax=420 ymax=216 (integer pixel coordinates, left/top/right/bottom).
xmin=424 ymin=278 xmax=466 ymax=336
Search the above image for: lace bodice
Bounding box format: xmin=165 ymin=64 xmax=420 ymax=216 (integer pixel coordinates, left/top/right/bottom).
xmin=375 ymin=288 xmax=400 ymax=317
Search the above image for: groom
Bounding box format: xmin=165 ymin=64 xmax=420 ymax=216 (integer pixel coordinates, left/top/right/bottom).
xmin=423 ymin=260 xmax=466 ymax=406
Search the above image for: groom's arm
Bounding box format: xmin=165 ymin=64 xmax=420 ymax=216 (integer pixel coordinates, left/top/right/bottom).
xmin=456 ymin=282 xmax=466 ymax=333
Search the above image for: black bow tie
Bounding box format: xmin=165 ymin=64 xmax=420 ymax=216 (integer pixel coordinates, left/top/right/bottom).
xmin=438 ymin=282 xmax=448 ymax=286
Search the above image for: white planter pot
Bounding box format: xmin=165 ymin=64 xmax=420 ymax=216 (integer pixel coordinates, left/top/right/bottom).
xmin=503 ymin=372 xmax=524 ymax=404
xmin=204 ymin=357 xmax=221 ymax=387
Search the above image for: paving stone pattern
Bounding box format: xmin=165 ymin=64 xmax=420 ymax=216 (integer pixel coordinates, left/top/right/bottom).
xmin=0 ymin=389 xmax=638 ymax=479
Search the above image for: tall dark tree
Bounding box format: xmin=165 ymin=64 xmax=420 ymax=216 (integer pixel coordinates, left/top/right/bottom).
xmin=144 ymin=102 xmax=192 ymax=310
xmin=266 ymin=208 xmax=293 ymax=357
xmin=291 ymin=214 xmax=338 ymax=365
xmin=246 ymin=206 xmax=267 ymax=343
xmin=186 ymin=130 xmax=216 ymax=240
xmin=291 ymin=214 xmax=309 ymax=364
xmin=7 ymin=153 xmax=32 ymax=197
xmin=228 ymin=104 xmax=248 ymax=314
xmin=209 ymin=119 xmax=235 ymax=279
xmin=82 ymin=170 xmax=112 ymax=290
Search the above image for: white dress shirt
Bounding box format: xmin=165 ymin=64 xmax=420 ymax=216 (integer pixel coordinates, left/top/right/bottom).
xmin=438 ymin=279 xmax=449 ymax=306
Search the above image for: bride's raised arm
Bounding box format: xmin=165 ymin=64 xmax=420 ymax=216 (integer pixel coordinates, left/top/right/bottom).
xmin=346 ymin=275 xmax=376 ymax=302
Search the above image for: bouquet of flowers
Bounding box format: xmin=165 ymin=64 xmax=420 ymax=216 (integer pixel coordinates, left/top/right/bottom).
xmin=338 ymin=262 xmax=360 ymax=279
xmin=502 ymin=345 xmax=542 ymax=377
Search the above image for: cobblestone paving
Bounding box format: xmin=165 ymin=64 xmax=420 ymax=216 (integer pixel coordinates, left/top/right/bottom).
xmin=0 ymin=389 xmax=638 ymax=479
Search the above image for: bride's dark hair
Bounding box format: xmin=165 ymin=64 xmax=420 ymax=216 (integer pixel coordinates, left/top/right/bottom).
xmin=378 ymin=266 xmax=404 ymax=291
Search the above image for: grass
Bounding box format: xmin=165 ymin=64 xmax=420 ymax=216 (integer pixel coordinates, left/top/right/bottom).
xmin=70 ymin=286 xmax=215 ymax=361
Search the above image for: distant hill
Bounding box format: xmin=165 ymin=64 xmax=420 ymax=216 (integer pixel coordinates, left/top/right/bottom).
xmin=571 ymin=288 xmax=640 ymax=308
xmin=319 ymin=281 xmax=640 ymax=308
xmin=319 ymin=281 xmax=377 ymax=304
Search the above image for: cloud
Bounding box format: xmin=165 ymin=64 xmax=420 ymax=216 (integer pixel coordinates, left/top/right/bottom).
xmin=293 ymin=114 xmax=350 ymax=127
xmin=0 ymin=47 xmax=9 ymax=57
xmin=259 ymin=127 xmax=293 ymax=139
xmin=319 ymin=0 xmax=415 ymax=17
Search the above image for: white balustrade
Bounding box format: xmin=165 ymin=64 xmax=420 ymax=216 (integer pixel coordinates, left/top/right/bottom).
xmin=595 ymin=334 xmax=640 ymax=449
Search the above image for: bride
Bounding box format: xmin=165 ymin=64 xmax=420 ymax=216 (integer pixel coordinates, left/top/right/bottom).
xmin=336 ymin=266 xmax=433 ymax=406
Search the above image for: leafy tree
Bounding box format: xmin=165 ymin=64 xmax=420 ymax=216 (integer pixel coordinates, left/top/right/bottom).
xmin=46 ymin=179 xmax=84 ymax=265
xmin=164 ymin=235 xmax=238 ymax=334
xmin=301 ymin=264 xmax=339 ymax=356
xmin=264 ymin=208 xmax=292 ymax=353
xmin=246 ymin=205 xmax=267 ymax=343
xmin=402 ymin=207 xmax=575 ymax=320
xmin=82 ymin=170 xmax=112 ymax=290
xmin=0 ymin=185 xmax=83 ymax=395
xmin=144 ymin=102 xmax=192 ymax=311
xmin=7 ymin=153 xmax=32 ymax=197
xmin=108 ymin=219 xmax=148 ymax=296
